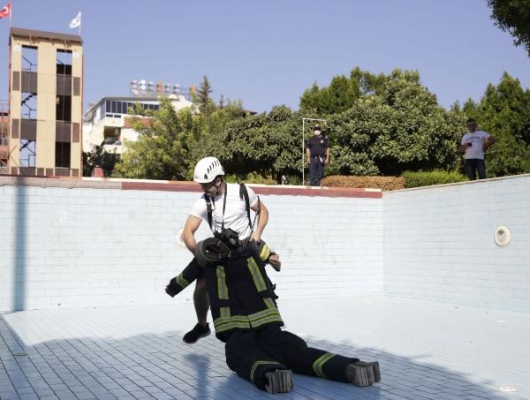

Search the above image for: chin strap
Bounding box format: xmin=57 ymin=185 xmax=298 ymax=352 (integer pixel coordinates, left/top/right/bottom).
xmin=214 ymin=181 xmax=224 ymax=196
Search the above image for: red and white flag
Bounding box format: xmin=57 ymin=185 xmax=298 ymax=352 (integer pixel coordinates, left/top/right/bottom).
xmin=0 ymin=2 xmax=11 ymax=19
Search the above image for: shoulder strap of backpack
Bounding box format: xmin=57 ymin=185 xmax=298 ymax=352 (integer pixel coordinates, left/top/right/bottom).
xmin=239 ymin=183 xmax=259 ymax=230
xmin=204 ymin=196 xmax=213 ymax=230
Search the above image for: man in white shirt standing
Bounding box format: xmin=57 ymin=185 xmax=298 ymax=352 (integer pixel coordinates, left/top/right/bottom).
xmin=460 ymin=118 xmax=497 ymax=180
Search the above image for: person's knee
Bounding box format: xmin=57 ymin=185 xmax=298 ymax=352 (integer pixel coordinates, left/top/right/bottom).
xmin=193 ymin=277 xmax=209 ymax=321
xmin=193 ymin=277 xmax=209 ymax=305
xmin=195 ymin=277 xmax=207 ymax=293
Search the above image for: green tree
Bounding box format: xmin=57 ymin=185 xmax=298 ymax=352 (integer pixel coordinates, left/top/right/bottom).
xmin=314 ymin=75 xmax=356 ymax=114
xmin=349 ymin=67 xmax=387 ymax=96
xmin=82 ymin=146 xmax=119 ymax=177
xmin=299 ymin=67 xmax=387 ymax=115
xmin=488 ymin=0 xmax=530 ymax=56
xmin=222 ymin=105 xmax=301 ymax=182
xmin=112 ymin=97 xmax=191 ymax=180
xmin=326 ymin=69 xmax=465 ymax=176
xmin=195 ymin=75 xmax=215 ymax=116
xmin=183 ymin=99 xmax=249 ymax=179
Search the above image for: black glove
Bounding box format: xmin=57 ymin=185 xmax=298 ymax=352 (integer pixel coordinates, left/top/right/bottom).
xmin=165 ymin=277 xmax=179 ymax=298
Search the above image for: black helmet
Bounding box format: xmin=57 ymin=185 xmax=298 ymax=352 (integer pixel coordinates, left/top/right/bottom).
xmin=195 ymin=237 xmax=232 ymax=267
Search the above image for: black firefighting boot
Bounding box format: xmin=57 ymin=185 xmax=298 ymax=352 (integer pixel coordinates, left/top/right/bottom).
xmin=345 ymin=361 xmax=381 ymax=387
xmin=264 ymin=369 xmax=294 ymax=394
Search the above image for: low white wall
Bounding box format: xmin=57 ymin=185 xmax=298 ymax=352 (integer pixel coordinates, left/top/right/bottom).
xmin=384 ymin=174 xmax=530 ymax=313
xmin=0 ymin=179 xmax=384 ymax=313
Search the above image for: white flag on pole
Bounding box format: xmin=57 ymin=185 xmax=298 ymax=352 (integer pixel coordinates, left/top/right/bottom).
xmin=69 ymin=11 xmax=81 ymax=29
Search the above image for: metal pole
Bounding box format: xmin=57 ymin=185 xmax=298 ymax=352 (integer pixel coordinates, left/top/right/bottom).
xmin=302 ymin=119 xmax=305 ymax=184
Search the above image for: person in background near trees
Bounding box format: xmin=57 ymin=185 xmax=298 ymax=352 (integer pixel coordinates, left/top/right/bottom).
xmin=459 ymin=118 xmax=497 ymax=180
xmin=306 ymin=124 xmax=331 ymax=186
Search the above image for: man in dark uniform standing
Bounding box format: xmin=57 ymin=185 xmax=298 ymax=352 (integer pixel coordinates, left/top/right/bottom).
xmin=306 ymin=124 xmax=331 ymax=186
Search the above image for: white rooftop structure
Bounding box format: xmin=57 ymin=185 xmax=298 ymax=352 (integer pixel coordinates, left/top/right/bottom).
xmin=83 ymin=94 xmax=195 ymax=155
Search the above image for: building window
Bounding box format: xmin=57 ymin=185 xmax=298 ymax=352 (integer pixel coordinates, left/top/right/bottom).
xmin=20 ymin=139 xmax=36 ymax=167
xmin=56 ymin=49 xmax=72 ymax=75
xmin=103 ymin=127 xmax=121 ymax=145
xmin=56 ymin=95 xmax=72 ymax=121
xmin=55 ymin=142 xmax=71 ymax=168
xmin=22 ymin=46 xmax=38 ymax=72
xmin=21 ymin=93 xmax=37 ymax=120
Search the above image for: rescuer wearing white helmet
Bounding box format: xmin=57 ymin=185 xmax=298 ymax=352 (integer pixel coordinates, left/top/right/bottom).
xmin=165 ymin=158 xmax=381 ymax=394
xmin=175 ymin=156 xmax=280 ymax=344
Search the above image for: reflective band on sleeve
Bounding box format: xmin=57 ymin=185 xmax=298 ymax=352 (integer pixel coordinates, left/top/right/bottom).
xmin=259 ymin=243 xmax=271 ymax=262
xmin=176 ymin=274 xmax=189 ymax=289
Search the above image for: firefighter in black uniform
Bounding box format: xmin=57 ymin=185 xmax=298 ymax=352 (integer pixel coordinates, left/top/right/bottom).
xmin=306 ymin=124 xmax=331 ymax=186
xmin=166 ymin=238 xmax=381 ymax=394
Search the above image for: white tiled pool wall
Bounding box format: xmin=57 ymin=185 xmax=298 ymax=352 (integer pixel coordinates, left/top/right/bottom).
xmin=1 ymin=175 xmax=528 ymax=313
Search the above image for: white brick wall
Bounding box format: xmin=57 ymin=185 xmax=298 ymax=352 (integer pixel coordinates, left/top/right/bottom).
xmin=0 ymin=180 xmax=384 ymax=312
xmin=2 ymin=174 xmax=529 ymax=314
xmin=263 ymin=194 xmax=384 ymax=299
xmin=384 ymin=174 xmax=530 ymax=313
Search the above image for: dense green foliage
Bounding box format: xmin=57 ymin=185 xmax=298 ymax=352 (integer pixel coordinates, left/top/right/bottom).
xmin=488 ymin=0 xmax=530 ymax=56
xmin=87 ymin=69 xmax=529 ymax=187
xmin=195 ymin=76 xmax=215 ymax=116
xmin=222 ymin=105 xmax=302 ymax=182
xmin=82 ymin=146 xmax=119 ymax=177
xmin=325 ymin=69 xmax=464 ymax=176
xmin=112 ymin=98 xmax=190 ymax=180
xmin=402 ymin=170 xmax=468 ymax=188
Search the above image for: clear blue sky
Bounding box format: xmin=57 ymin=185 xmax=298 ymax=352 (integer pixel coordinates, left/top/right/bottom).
xmin=1 ymin=0 xmax=529 ymax=114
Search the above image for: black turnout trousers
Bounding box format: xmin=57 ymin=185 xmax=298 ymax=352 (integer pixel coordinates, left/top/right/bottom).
xmin=224 ymin=324 xmax=358 ymax=391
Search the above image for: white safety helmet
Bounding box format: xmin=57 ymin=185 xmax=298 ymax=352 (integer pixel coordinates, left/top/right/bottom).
xmin=193 ymin=157 xmax=225 ymax=183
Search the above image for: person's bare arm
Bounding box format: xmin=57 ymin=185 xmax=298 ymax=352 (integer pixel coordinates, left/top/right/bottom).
xmin=484 ymin=136 xmax=497 ymax=150
xmin=182 ymin=215 xmax=202 ymax=256
xmin=459 ymin=143 xmax=471 ymax=153
xmin=250 ymin=201 xmax=269 ymax=243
